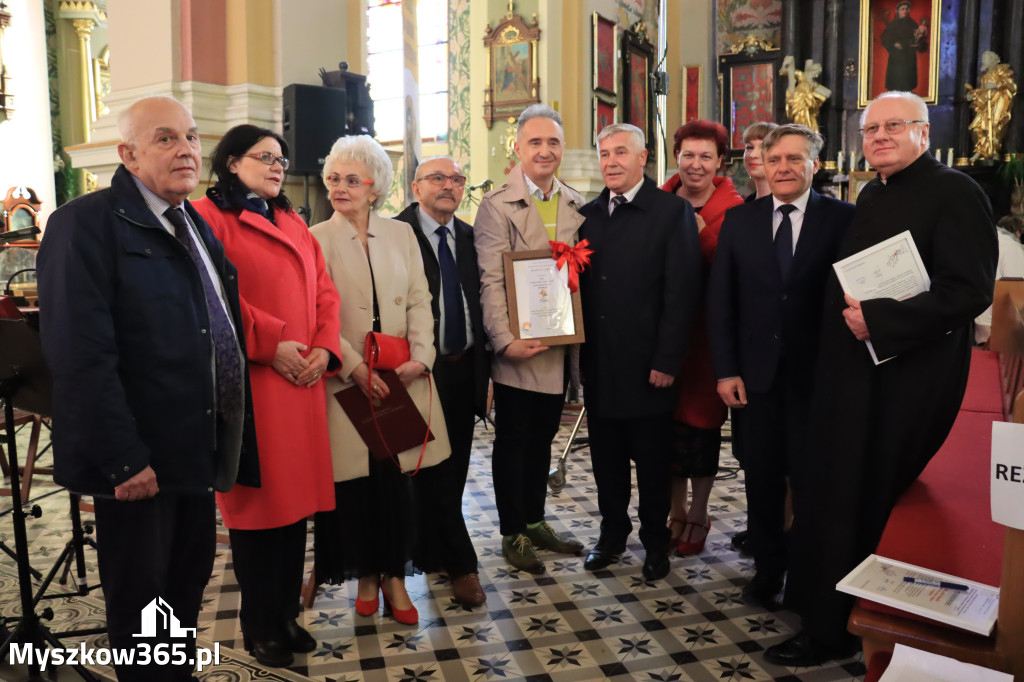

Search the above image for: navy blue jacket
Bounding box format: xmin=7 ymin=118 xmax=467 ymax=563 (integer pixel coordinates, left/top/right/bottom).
xmin=707 ymin=190 xmax=854 ymax=393
xmin=578 ymin=176 xmax=702 ymax=419
xmin=37 ymin=165 xmax=260 ymax=496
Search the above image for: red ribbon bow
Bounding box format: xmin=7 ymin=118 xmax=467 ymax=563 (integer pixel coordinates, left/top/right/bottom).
xmin=549 ymin=239 xmax=594 ymax=294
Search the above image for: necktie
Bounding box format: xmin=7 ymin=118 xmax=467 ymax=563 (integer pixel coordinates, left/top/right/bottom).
xmin=435 ymin=225 xmax=467 ymax=354
xmin=775 ymin=204 xmax=797 ymax=282
xmin=164 ymin=207 xmax=243 ymax=414
xmin=609 ymin=194 xmax=627 ymax=215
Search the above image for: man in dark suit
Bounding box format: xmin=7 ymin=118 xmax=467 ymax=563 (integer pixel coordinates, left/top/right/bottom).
xmin=396 ymin=156 xmax=490 ymax=607
xmin=38 ymin=95 xmax=259 ymax=682
xmin=708 ymin=124 xmax=853 ymax=612
xmin=578 ymin=123 xmax=701 ymax=580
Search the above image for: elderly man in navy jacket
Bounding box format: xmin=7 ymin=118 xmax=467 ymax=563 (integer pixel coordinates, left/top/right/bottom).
xmin=38 ymin=95 xmax=259 ymax=682
xmin=578 ymin=123 xmax=701 ymax=581
xmin=708 ymin=124 xmax=853 ymax=612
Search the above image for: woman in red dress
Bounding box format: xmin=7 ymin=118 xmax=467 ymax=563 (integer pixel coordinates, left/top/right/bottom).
xmin=660 ymin=120 xmax=743 ymax=555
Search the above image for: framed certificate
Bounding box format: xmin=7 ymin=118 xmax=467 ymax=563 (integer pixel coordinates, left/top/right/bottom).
xmin=502 ymin=250 xmax=585 ymax=346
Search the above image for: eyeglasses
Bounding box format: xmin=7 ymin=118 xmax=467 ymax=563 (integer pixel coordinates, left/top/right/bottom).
xmin=325 ymin=174 xmax=375 ymax=188
xmin=858 ymin=120 xmax=926 ymax=138
xmin=414 ymin=173 xmax=467 ymax=188
xmin=244 ymin=152 xmax=290 ymax=170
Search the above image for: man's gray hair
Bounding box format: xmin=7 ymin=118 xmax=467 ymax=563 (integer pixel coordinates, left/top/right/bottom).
xmin=414 ymin=155 xmax=459 ymax=181
xmin=762 ymin=124 xmax=825 ymax=158
xmin=117 ymin=95 xmax=187 ymax=146
xmin=860 ymin=91 xmax=930 ymax=127
xmin=517 ymin=104 xmax=563 ymax=136
xmin=321 ymin=135 xmax=394 ymax=211
xmin=596 ymin=123 xmax=646 ymax=153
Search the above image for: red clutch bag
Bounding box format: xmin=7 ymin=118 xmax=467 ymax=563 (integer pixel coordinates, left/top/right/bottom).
xmin=364 ymin=331 xmax=410 ymax=371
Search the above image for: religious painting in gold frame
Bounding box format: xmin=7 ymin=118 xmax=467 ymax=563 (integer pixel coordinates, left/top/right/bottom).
xmin=483 ymin=10 xmax=541 ymax=129
xmin=681 ymin=65 xmax=703 ymax=123
xmin=593 ymin=12 xmax=618 ymax=98
xmin=858 ymin=0 xmax=941 ymax=107
xmin=592 ymin=96 xmax=617 ymax=146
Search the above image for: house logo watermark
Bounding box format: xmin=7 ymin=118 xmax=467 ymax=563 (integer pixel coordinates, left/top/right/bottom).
xmin=9 ymin=597 xmax=219 ymax=671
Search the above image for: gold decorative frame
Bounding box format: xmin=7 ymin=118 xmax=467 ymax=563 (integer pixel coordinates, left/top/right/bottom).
xmin=848 ymin=170 xmax=875 ymax=203
xmin=858 ymin=0 xmax=941 ymax=107
xmin=483 ymin=10 xmax=541 ymax=129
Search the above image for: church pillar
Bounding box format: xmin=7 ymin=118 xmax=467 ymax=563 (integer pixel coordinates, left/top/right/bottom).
xmin=1001 ymin=0 xmax=1023 ymax=154
xmin=780 ymin=0 xmax=798 ymax=61
xmin=954 ymin=0 xmax=981 ymax=164
xmin=821 ymin=0 xmax=843 ymax=163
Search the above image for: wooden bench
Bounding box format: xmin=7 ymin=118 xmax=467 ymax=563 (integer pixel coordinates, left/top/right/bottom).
xmin=850 ymin=280 xmax=1024 ymax=681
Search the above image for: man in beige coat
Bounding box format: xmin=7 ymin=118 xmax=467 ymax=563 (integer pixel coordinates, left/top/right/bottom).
xmin=475 ymin=104 xmax=585 ymax=573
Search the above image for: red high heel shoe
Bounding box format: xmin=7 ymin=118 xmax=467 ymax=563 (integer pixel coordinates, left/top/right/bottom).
xmin=676 ymin=519 xmax=711 ymax=556
xmin=666 ymin=517 xmax=687 ymax=551
xmin=381 ymin=583 xmax=418 ymax=625
xmin=354 ymin=594 xmax=379 ymax=616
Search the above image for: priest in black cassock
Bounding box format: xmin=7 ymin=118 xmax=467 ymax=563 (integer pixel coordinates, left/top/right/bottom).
xmin=766 ymin=91 xmax=998 ymax=667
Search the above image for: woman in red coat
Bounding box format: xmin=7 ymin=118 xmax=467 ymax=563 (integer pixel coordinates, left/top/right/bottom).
xmin=660 ymin=120 xmax=743 ymax=555
xmin=194 ymin=125 xmax=342 ymax=668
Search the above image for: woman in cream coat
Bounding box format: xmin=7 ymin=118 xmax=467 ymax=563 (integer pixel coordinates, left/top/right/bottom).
xmin=311 ymin=135 xmax=449 ymax=626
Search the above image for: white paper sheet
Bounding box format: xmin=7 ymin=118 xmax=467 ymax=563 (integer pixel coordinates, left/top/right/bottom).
xmin=878 ymin=643 xmax=1012 ymax=681
xmin=833 ymin=230 xmax=931 ymax=364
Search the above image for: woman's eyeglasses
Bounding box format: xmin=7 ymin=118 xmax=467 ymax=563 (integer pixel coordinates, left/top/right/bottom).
xmin=244 ymin=152 xmax=290 ymax=170
xmin=325 ymin=174 xmax=376 ymax=188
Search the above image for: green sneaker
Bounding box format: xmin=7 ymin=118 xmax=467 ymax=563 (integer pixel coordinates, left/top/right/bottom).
xmin=524 ymin=521 xmax=584 ymax=555
xmin=502 ymin=533 xmax=545 ymax=574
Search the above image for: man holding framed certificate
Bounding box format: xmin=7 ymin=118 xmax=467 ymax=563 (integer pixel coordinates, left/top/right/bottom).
xmin=767 ymin=92 xmax=998 ymax=667
xmin=475 ymin=104 xmax=586 ymax=574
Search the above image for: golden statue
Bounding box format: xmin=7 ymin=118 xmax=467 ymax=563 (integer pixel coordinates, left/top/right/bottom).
xmin=965 ymin=51 xmax=1017 ymax=163
xmin=781 ymin=56 xmax=831 ymax=133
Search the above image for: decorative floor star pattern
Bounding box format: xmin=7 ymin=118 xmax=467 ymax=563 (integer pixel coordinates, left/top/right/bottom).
xmin=0 ymin=406 xmax=866 ymax=681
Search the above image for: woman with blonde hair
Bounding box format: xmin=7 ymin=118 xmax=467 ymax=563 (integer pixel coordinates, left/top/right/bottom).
xmin=311 ymin=135 xmax=449 ymax=626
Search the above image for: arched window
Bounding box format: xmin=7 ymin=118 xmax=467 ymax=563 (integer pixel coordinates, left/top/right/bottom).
xmin=367 ymin=0 xmax=449 ymax=144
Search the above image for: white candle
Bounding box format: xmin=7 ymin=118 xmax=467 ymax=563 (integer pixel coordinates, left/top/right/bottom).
xmin=947 ymin=148 xmax=954 ymax=166
xmin=837 ymin=151 xmax=844 ymax=173
xmin=850 ymin=152 xmax=856 ymax=172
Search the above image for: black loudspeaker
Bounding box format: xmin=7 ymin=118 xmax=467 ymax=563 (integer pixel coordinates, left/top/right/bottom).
xmin=282 ymin=84 xmax=348 ymax=176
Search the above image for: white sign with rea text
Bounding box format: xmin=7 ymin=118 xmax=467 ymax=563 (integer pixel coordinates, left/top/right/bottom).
xmin=991 ymin=421 xmax=1024 ymax=530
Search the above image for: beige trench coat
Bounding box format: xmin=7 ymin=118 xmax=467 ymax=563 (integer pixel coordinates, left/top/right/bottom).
xmin=310 ymin=211 xmax=450 ymax=481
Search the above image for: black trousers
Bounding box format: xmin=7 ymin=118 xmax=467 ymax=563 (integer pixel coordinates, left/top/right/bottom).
xmin=736 ymin=362 xmax=811 ymax=584
xmin=93 ymin=493 xmax=216 ymax=682
xmin=413 ymin=351 xmax=479 ymax=578
xmin=228 ymin=519 xmax=307 ymax=640
xmin=586 ymin=413 xmax=673 ymax=552
xmin=491 ymin=383 xmax=563 ymax=537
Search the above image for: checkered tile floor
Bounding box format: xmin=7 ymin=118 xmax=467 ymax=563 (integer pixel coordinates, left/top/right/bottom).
xmin=0 ymin=407 xmax=866 ymax=681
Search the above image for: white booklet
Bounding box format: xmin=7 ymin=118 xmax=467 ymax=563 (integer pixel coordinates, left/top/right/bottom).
xmin=837 ymin=554 xmax=999 ymax=636
xmin=832 ymin=230 xmax=931 ymax=364
xmin=878 ymin=643 xmax=1012 ymax=681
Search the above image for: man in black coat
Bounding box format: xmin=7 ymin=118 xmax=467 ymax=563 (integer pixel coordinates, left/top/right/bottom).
xmin=708 ymin=124 xmax=854 ymax=611
xmin=578 ymin=123 xmax=702 ymax=581
xmin=766 ymin=92 xmax=997 ymax=666
xmin=396 ymin=156 xmax=491 ymax=607
xmin=38 ymin=95 xmax=260 ymax=682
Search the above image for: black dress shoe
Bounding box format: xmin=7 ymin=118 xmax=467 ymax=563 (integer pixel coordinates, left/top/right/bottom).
xmin=764 ymin=632 xmax=857 ymax=667
xmin=642 ymin=550 xmax=670 ymax=580
xmin=583 ymin=542 xmax=625 ymax=571
xmin=283 ymin=619 xmax=317 ymax=653
xmin=730 ymin=529 xmax=753 ymax=556
xmin=742 ymin=582 xmax=783 ymax=611
xmin=243 ymin=635 xmax=294 ymax=668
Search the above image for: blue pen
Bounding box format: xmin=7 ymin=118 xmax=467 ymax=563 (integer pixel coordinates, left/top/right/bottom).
xmin=903 ymin=577 xmax=969 ymax=591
